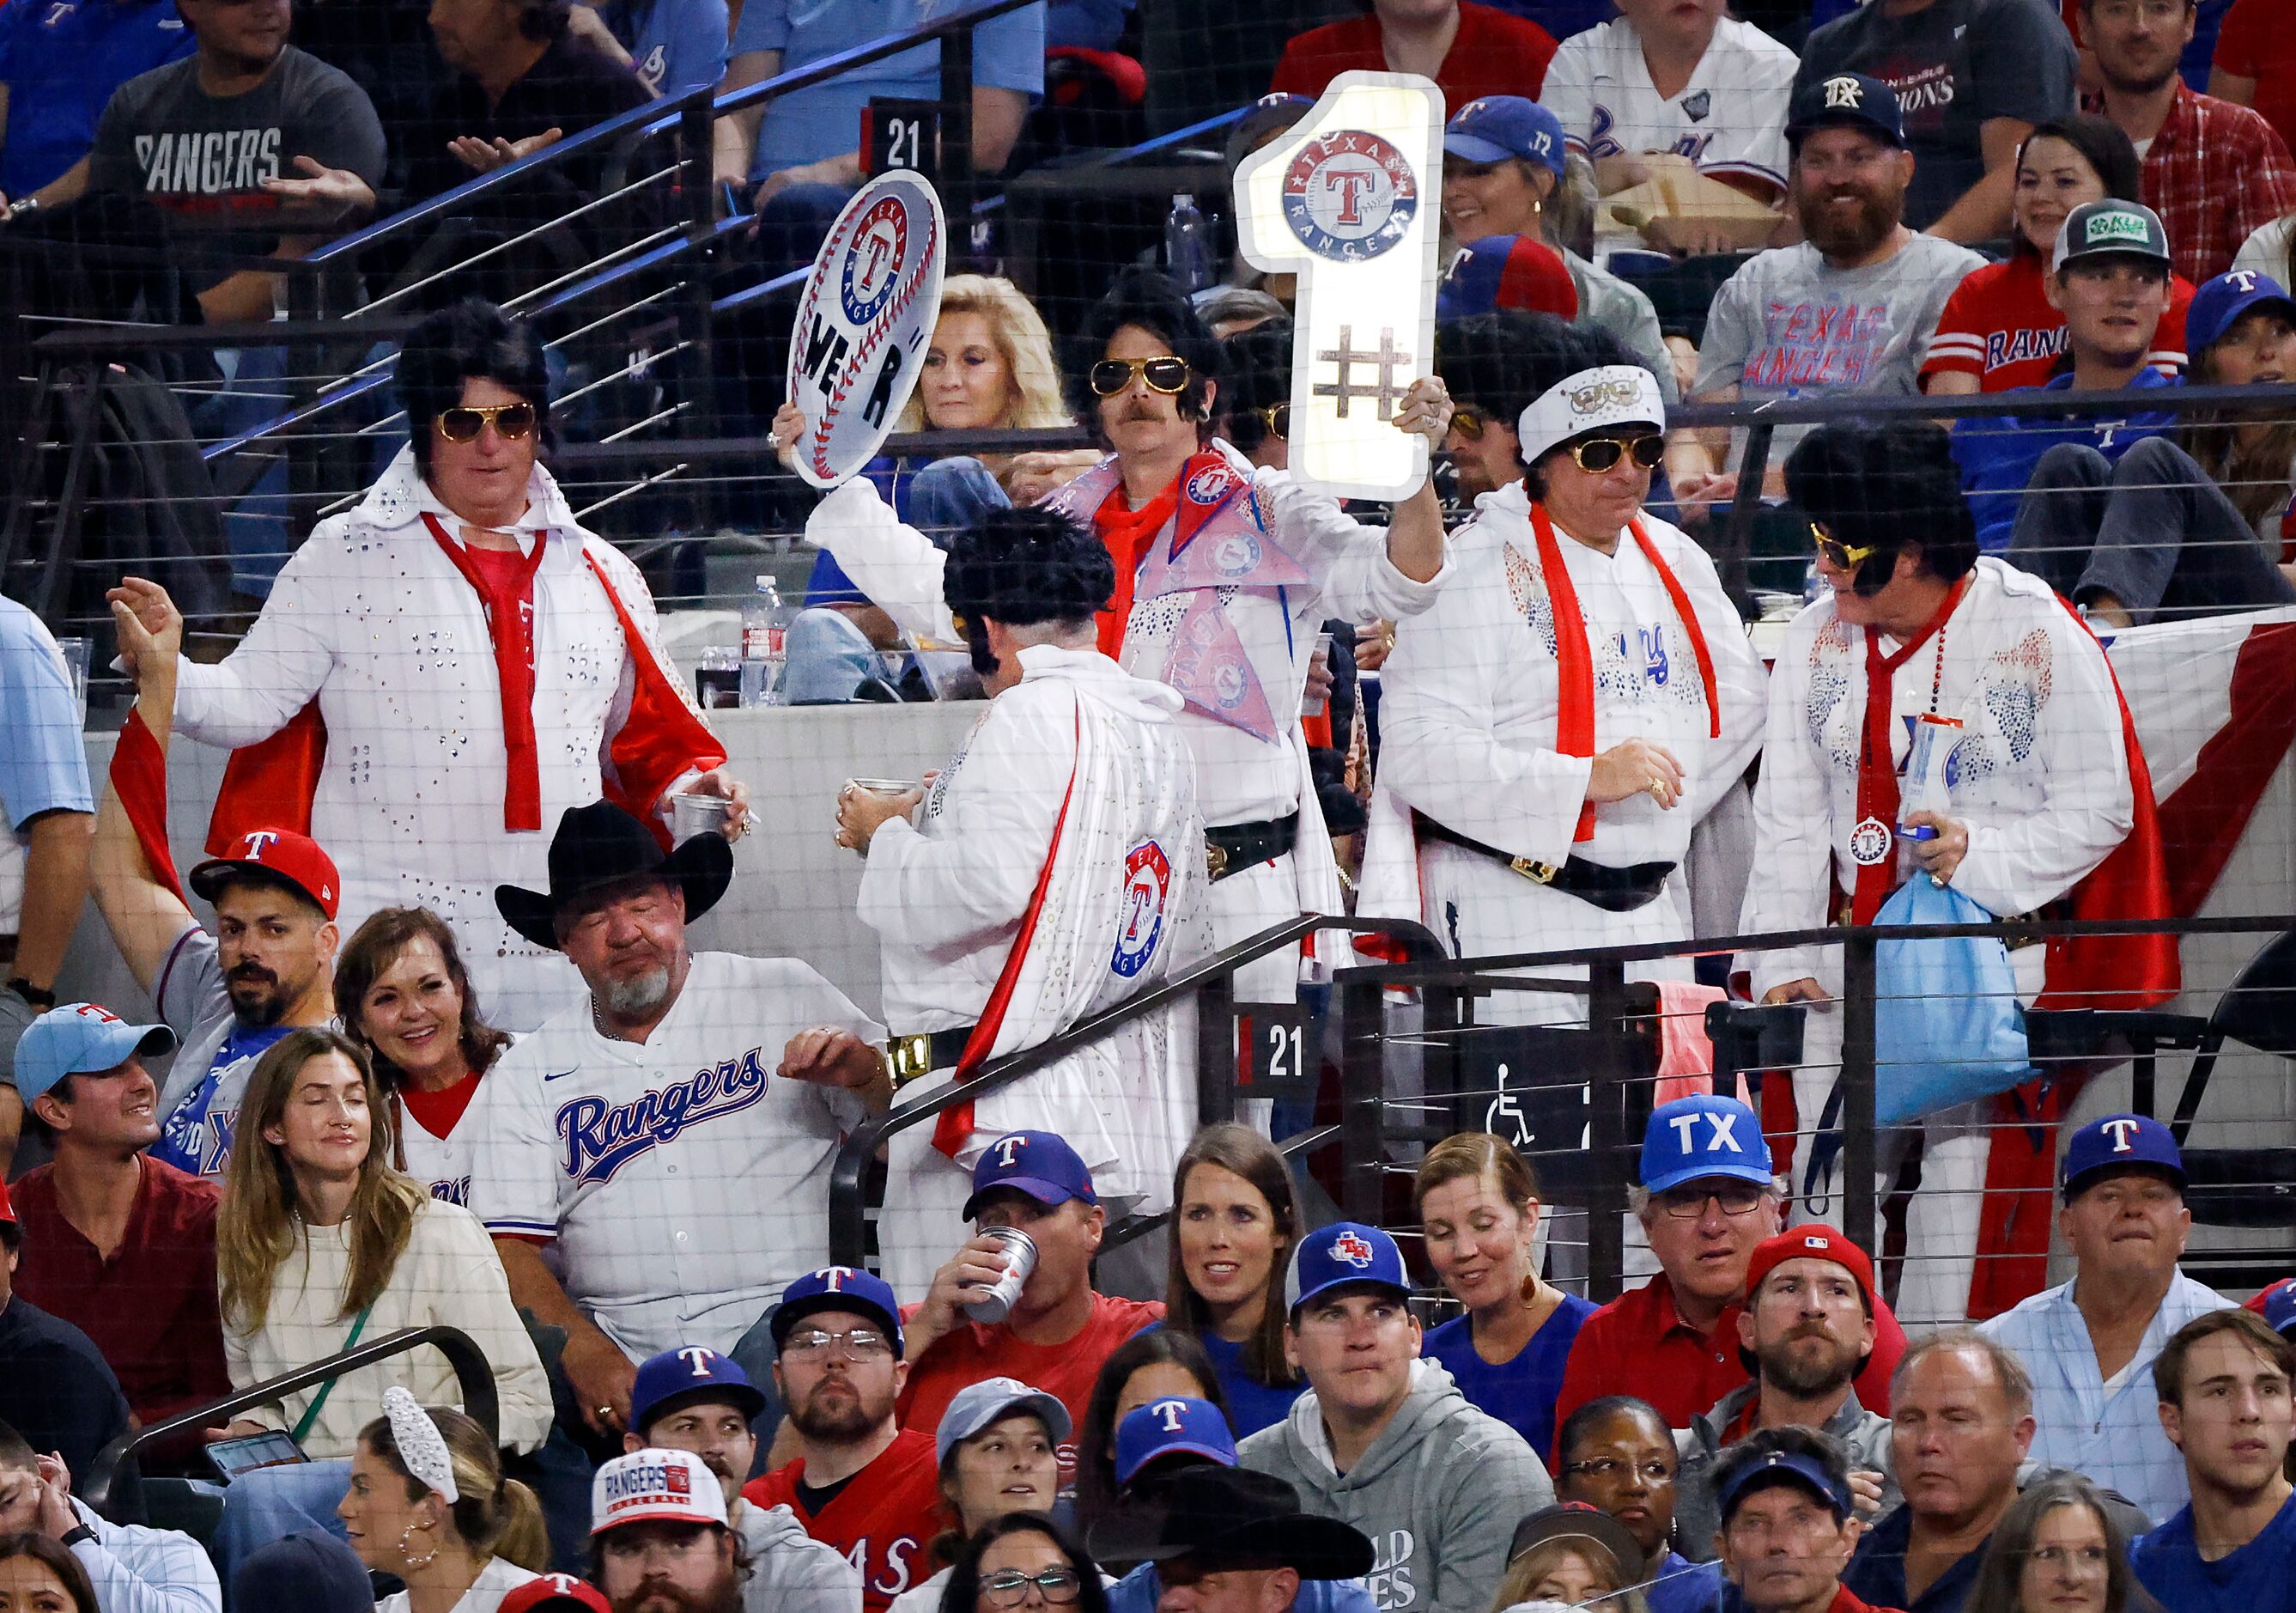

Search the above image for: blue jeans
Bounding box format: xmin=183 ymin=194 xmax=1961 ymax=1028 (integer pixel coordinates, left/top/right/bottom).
xmin=210 ymin=1458 xmax=352 ymax=1608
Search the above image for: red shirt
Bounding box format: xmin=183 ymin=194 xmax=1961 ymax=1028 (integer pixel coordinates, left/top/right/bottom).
xmin=9 ymin=1156 xmax=231 ymax=1427
xmin=1828 ymin=1587 xmax=1904 ymax=1613
xmin=744 ymin=1427 xmax=942 ymax=1611
xmin=2213 ymin=0 xmax=2296 ymax=165
xmin=1551 ymin=1275 xmax=1908 ymax=1436
xmin=1271 ymin=2 xmax=1556 ymax=106
xmin=1922 ymin=254 xmax=2195 ymax=392
xmin=897 ymin=1293 xmax=1163 ymax=1481
xmin=2141 ymin=82 xmax=2296 ymax=283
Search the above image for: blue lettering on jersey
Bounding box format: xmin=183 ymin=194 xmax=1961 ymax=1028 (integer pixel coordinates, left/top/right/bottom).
xmin=556 ymin=1047 xmax=770 ymax=1184
xmin=430 ymin=1176 xmax=472 ymax=1206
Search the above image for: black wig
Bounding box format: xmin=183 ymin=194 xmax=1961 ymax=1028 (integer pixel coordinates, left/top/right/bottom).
xmin=397 ymin=296 xmax=552 ymax=476
xmin=1785 ymin=418 xmax=1978 ymax=597
xmin=1066 ymin=268 xmax=1224 ymax=428
xmin=943 ymin=506 xmax=1116 ymax=673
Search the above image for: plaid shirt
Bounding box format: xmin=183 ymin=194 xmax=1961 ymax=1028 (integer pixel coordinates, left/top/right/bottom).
xmin=2142 ymin=82 xmax=2296 ymax=284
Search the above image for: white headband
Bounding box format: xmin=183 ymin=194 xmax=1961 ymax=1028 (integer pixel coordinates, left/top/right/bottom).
xmin=384 ymin=1385 xmax=459 ymax=1505
xmin=1516 ymin=364 xmax=1667 ymax=466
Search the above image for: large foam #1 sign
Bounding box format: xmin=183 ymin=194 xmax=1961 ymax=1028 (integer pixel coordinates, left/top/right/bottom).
xmin=784 ymin=170 xmax=948 ymax=490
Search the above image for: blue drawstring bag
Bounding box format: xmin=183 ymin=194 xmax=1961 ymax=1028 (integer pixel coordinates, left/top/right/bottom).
xmin=1872 ymin=878 xmax=2034 ymax=1126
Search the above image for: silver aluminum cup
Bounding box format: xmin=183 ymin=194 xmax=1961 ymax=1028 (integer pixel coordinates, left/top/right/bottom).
xmin=963 ymin=1225 xmax=1039 ymax=1324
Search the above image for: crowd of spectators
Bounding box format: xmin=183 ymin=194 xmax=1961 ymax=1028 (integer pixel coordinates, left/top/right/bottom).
xmin=9 ymin=4 xmax=2296 ymax=1613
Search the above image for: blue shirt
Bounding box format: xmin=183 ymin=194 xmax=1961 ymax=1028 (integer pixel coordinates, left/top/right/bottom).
xmin=1843 ymin=1501 xmax=1987 ymax=1613
xmin=1107 ymin=1561 xmax=1379 ymax=1613
xmin=0 ymin=599 xmax=92 ymax=831
xmin=2132 ymin=1490 xmax=2296 ymax=1613
xmin=599 ymin=0 xmax=728 ymax=95
xmin=150 ymin=1021 xmax=290 ymax=1176
xmin=1420 ymin=1293 xmax=1595 ymax=1464
xmin=1647 ymin=1550 xmax=1727 ymax=1613
xmin=1046 ymin=0 xmax=1128 ymax=51
xmin=1950 ymin=368 xmax=2181 ymax=551
xmin=1198 ymin=1327 xmax=1305 ymax=1440
xmin=731 ymin=0 xmax=1046 ymax=179
xmin=1807 ymin=0 xmax=2225 ymax=86
xmin=0 ymin=0 xmax=193 ymax=196
xmin=1981 ymin=1270 xmax=2235 ymax=1526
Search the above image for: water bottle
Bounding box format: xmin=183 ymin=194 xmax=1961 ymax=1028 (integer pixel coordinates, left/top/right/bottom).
xmin=739 ymin=575 xmax=793 ymax=708
xmin=1804 ymin=558 xmax=1824 ymax=606
xmin=1164 ymin=192 xmax=1211 ymax=294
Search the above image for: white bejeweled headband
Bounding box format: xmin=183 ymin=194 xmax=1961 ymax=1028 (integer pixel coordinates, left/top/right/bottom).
xmin=1516 ymin=364 xmax=1667 ymax=466
xmin=383 ymin=1385 xmax=459 ymax=1504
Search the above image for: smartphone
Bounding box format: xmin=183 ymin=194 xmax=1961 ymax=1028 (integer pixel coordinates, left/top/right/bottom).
xmin=207 ymin=1430 xmax=308 ymax=1480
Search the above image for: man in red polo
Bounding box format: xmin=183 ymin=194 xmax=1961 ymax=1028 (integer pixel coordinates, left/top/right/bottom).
xmin=1553 ymin=1096 xmax=1905 ymax=1432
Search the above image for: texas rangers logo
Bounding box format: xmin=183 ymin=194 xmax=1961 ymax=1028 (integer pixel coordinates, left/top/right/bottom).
xmin=1849 ymin=815 xmax=1893 ymax=867
xmin=1112 ymin=841 xmax=1172 ymax=978
xmin=1211 ymin=532 xmax=1263 ymax=579
xmin=840 ymin=195 xmax=909 ymax=326
xmin=556 ymin=1048 xmax=771 ymax=1184
xmin=1280 ymin=130 xmax=1418 ymax=262
xmin=1184 ymin=464 xmax=1235 ymax=504
xmin=1330 ymin=1229 xmax=1376 ymax=1268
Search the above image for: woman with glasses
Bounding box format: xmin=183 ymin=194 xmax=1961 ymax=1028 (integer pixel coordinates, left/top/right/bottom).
xmin=1963 ymin=1476 xmax=2148 ymax=1613
xmin=1555 ymin=1397 xmax=1724 ymax=1613
xmin=890 ymin=1382 xmax=1091 ymax=1613
xmin=106 ymin=296 xmax=740 ymax=1032
xmin=1361 ymin=320 xmax=1765 ymax=1029
xmin=939 ymin=1514 xmax=1110 ymax=1613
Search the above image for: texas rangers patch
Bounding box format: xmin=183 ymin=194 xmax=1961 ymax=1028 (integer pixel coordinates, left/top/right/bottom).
xmin=1111 ymin=840 xmax=1172 ymax=978
xmin=1279 ymin=130 xmax=1419 ymax=262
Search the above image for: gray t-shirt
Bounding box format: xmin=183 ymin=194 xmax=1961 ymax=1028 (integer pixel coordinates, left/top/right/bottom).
xmin=1692 ymin=231 xmax=1987 ymax=460
xmin=1795 ymin=0 xmax=2076 ymax=230
xmin=89 ymin=44 xmax=385 ymax=271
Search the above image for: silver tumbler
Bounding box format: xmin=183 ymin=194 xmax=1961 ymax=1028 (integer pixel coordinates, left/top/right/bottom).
xmin=963 ymin=1226 xmax=1039 ymax=1324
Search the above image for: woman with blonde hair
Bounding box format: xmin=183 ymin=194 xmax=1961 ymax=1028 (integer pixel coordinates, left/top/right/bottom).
xmin=1491 ymin=1504 xmax=1649 ymax=1613
xmin=1415 ymin=1133 xmax=1595 ymax=1464
xmin=341 ymin=1389 xmax=549 ymax=1613
xmin=208 ymin=1028 xmax=551 ymax=1584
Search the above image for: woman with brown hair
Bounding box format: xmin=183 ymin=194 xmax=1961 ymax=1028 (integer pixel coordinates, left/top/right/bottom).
xmin=336 ymin=906 xmax=513 ymax=1206
xmin=0 ymin=1534 xmax=100 ymax=1613
xmin=1963 ymin=1475 xmax=2153 ymax=1613
xmin=207 ymin=1029 xmax=550 ymax=1586
xmin=1415 ymin=1133 xmax=1594 ymax=1464
xmin=1161 ymin=1123 xmax=1304 ymax=1437
xmin=340 ymin=1389 xmax=550 ymax=1613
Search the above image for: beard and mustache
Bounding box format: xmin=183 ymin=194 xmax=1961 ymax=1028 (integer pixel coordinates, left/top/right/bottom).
xmin=1759 ymin=1323 xmax=1863 ymax=1397
xmin=1795 ymin=177 xmax=1901 ymax=261
xmin=610 ymin=1579 xmax=743 ymax=1613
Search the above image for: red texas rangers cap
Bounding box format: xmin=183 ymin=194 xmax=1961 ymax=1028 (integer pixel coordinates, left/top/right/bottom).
xmin=498 ymin=1574 xmax=612 ymax=1613
xmin=1744 ymin=1225 xmax=1877 ymax=1318
xmin=188 ymin=828 xmax=340 ymax=920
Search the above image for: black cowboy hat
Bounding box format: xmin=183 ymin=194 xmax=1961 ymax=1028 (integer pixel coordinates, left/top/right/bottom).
xmin=1085 ymin=1467 xmax=1374 ymax=1580
xmin=494 ymin=800 xmax=733 ymax=953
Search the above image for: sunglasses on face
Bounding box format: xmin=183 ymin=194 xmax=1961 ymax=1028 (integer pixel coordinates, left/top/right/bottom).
xmin=1090 ymin=356 xmax=1191 ymax=398
xmin=1254 ymin=402 xmax=1291 ymax=441
xmin=434 ymin=402 xmax=538 ymax=443
xmin=1449 ymin=405 xmax=1488 ymax=441
xmin=1564 ymin=432 xmax=1665 ymax=474
xmin=1810 ymin=519 xmax=1881 ymax=572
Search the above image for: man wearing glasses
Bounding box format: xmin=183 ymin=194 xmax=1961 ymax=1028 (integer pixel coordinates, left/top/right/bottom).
xmin=1738 ymin=418 xmax=2171 ymax=1328
xmin=1553 ymin=1096 xmax=1908 ymax=1433
xmin=1364 ymin=327 xmax=1765 ymax=1029
xmin=746 ymin=1267 xmax=945 ymax=1612
xmin=622 ymin=1345 xmax=861 ymax=1610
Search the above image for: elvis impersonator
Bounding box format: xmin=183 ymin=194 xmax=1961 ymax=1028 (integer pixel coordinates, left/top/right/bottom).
xmin=830 ymin=505 xmax=1207 ymax=1297
xmin=1739 ymin=419 xmax=2175 ymax=1327
xmin=777 ymin=271 xmax=1453 ymax=1015
xmin=1359 ymin=332 xmax=1766 ymax=1026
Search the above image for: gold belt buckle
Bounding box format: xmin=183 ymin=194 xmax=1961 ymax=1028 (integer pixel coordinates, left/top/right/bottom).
xmin=1509 ymin=856 xmax=1558 ymax=885
xmin=1206 ymin=841 xmax=1230 ymax=881
xmin=888 ymin=1032 xmax=938 ymax=1086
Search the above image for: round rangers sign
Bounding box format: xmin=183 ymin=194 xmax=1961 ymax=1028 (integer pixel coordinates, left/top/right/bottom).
xmin=785 ymin=170 xmax=947 ymax=490
xmin=1111 ymin=841 xmax=1172 ymax=979
xmin=1279 ymin=130 xmax=1419 ymax=262
xmin=1849 ymin=815 xmax=1895 ymax=867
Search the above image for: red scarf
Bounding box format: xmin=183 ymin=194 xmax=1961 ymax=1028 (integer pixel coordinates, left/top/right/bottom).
xmin=204 ymin=532 xmax=726 ymax=856
xmin=1849 ymin=574 xmax=1971 ymax=924
xmin=422 ymin=514 xmax=549 ymax=831
xmin=1526 ymin=502 xmax=1722 ymax=843
xmin=1090 ymin=475 xmax=1181 ymax=656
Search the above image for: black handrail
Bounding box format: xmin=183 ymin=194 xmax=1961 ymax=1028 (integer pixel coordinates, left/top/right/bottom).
xmin=825 ymin=914 xmax=1443 ymax=1267
xmin=1668 ymin=377 xmax=2296 ymax=429
xmin=82 ymin=1325 xmax=501 ymax=1521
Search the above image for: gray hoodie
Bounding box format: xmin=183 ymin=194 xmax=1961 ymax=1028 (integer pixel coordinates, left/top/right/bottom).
xmin=734 ymin=1498 xmax=866 ymax=1613
xmin=1238 ymin=1359 xmax=1554 ymax=1613
xmin=1669 ymin=1381 xmax=1898 ymax=1561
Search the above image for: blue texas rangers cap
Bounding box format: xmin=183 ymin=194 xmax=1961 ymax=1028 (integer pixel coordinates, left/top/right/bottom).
xmin=1785 ymin=72 xmax=1905 ymax=149
xmin=1115 ymin=1396 xmax=1237 ymax=1484
xmin=1640 ymin=1094 xmax=1774 ymax=1196
xmin=628 ymin=1346 xmax=767 ymax=1435
xmin=15 ymin=1002 xmax=177 ymax=1109
xmin=1437 ymin=234 xmax=1581 ymax=322
xmin=1443 ymin=96 xmax=1566 ymax=179
xmin=771 ymin=1265 xmax=904 ymax=1354
xmin=1285 ymin=1221 xmax=1411 ymax=1316
xmin=963 ymin=1129 xmax=1098 ymax=1220
xmin=2186 ymin=269 xmax=2296 ymax=355
xmin=1716 ymin=1448 xmax=1854 ymax=1525
xmin=2060 ymin=1112 xmax=2185 ymax=1200
xmin=2249 ymin=1277 xmax=2296 ymax=1336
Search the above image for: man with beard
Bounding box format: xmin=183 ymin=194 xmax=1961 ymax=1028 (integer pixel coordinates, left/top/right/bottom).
xmin=1672 ymin=1227 xmax=1894 ymax=1560
xmin=1680 ymin=73 xmax=1984 ymax=518
xmin=89 ymin=622 xmax=339 ymax=1181
xmin=592 ymin=1448 xmax=745 ymax=1613
xmin=2086 ymin=0 xmax=2296 ymax=283
xmin=471 ymin=803 xmax=891 ymax=1441
xmin=744 ymin=1266 xmax=944 ymax=1613
xmin=623 ymin=1347 xmax=859 ymax=1613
